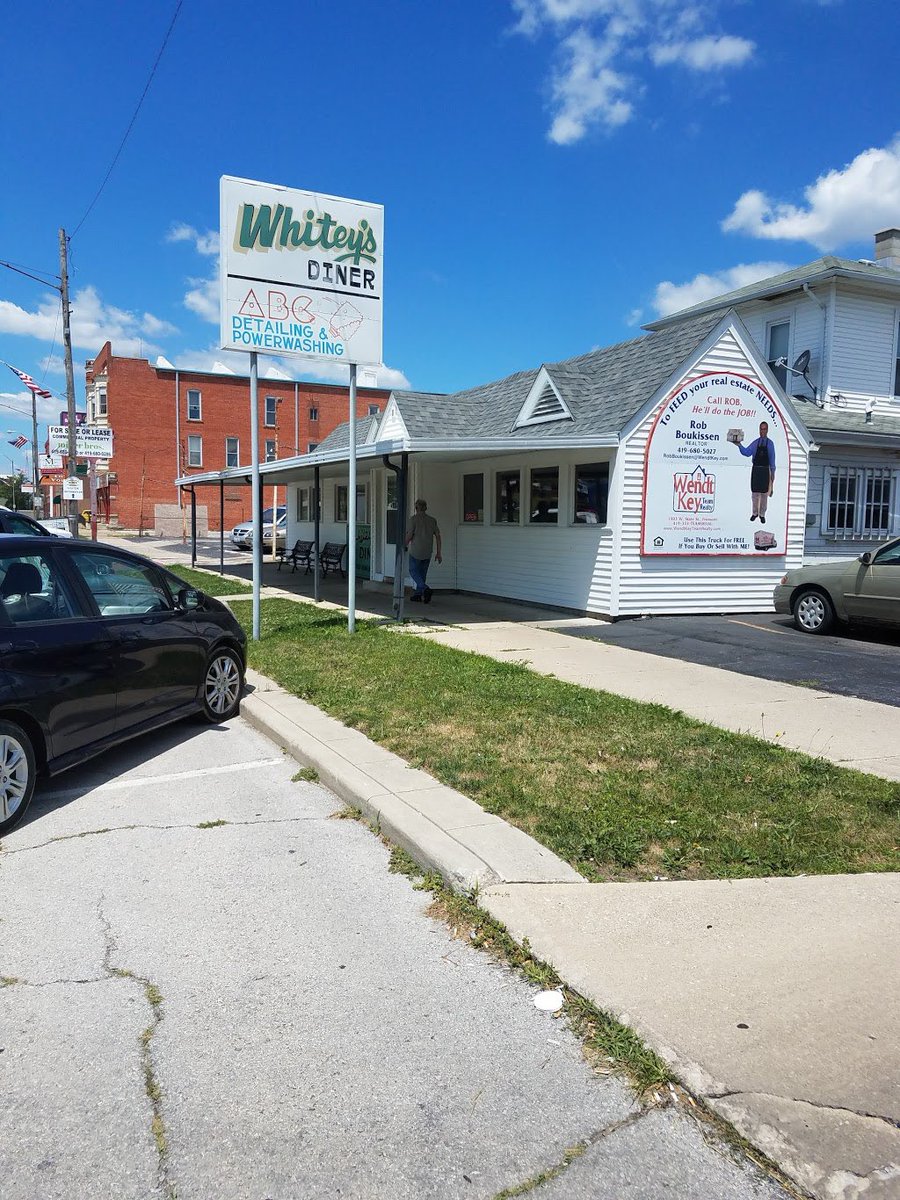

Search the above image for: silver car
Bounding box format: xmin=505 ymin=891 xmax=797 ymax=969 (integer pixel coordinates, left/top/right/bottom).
xmin=773 ymin=537 xmax=900 ymax=634
xmin=230 ymin=506 xmax=286 ymax=550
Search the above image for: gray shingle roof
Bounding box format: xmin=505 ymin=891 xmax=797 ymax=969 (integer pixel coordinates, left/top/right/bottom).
xmin=806 ymin=406 xmax=900 ymax=440
xmin=314 ymin=414 xmax=380 ymax=452
xmin=391 ymin=310 xmax=726 ymax=441
xmin=644 ymin=256 xmax=900 ymax=330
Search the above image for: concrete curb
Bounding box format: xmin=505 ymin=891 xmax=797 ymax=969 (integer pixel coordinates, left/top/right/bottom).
xmin=241 ymin=668 xmax=583 ymax=893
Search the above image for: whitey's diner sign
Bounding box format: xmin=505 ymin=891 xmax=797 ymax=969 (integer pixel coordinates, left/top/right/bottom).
xmin=641 ymin=372 xmax=790 ymax=556
xmin=219 ymin=176 xmax=383 ymax=366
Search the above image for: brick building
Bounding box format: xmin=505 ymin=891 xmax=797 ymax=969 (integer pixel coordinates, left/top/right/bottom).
xmin=83 ymin=343 xmax=388 ymax=533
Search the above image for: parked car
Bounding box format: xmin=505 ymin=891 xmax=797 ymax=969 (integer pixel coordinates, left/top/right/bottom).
xmin=38 ymin=516 xmax=75 ymax=538
xmin=773 ymin=537 xmax=900 ymax=634
xmin=230 ymin=506 xmax=287 ymax=550
xmin=0 ymin=507 xmax=51 ymax=538
xmin=0 ymin=536 xmax=246 ymax=834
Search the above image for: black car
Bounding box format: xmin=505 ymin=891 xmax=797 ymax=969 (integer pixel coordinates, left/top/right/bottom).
xmin=0 ymin=508 xmax=52 ymax=537
xmin=0 ymin=536 xmax=247 ymax=834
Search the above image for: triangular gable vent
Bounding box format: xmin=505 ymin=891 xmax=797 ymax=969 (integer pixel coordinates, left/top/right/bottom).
xmin=513 ymin=370 xmax=574 ymax=430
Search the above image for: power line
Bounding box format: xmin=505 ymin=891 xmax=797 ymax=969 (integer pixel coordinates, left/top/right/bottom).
xmin=71 ymin=1 xmax=183 ymax=238
xmin=0 ymin=258 xmax=61 ymax=290
xmin=40 ymin=298 xmax=63 ymax=385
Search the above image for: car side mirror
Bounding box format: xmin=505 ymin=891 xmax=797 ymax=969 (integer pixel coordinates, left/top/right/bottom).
xmin=858 ymin=552 xmax=872 ymax=566
xmin=178 ymin=587 xmax=203 ymax=610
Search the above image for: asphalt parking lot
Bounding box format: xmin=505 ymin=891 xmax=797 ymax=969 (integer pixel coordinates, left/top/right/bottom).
xmin=551 ymin=612 xmax=900 ymax=708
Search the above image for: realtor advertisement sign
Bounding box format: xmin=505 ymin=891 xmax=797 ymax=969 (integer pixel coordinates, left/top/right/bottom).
xmin=48 ymin=426 xmax=114 ymax=457
xmin=641 ymin=372 xmax=790 ymax=556
xmin=39 ymin=453 xmax=63 ymax=470
xmin=219 ymin=175 xmax=383 ymax=366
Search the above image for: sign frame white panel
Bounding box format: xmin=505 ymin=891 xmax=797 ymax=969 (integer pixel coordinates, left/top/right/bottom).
xmin=219 ymin=175 xmax=383 ymax=367
xmin=640 ymin=371 xmax=791 ymax=557
xmin=62 ymin=477 xmax=84 ymax=500
xmin=48 ymin=426 xmax=114 ymax=458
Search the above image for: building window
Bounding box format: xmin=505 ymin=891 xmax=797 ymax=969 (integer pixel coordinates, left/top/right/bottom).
xmin=297 ymin=488 xmax=310 ymax=522
xmin=187 ymin=435 xmax=202 ymax=467
xmin=368 ymin=404 xmax=380 ymax=416
xmin=356 ymin=483 xmax=367 ymax=524
xmin=530 ymin=466 xmax=559 ymax=523
xmin=766 ymin=322 xmax=790 ymax=390
xmin=96 ymin=390 xmax=108 ymax=417
xmin=225 ymin=437 xmax=239 ymax=468
xmin=187 ymin=389 xmax=202 ymax=421
xmin=463 ymin=473 xmax=484 ymax=522
xmin=265 ymin=439 xmax=277 ymax=462
xmin=265 ymin=396 xmax=278 ymax=426
xmin=894 ymin=322 xmax=900 ymax=397
xmin=308 ymin=442 xmax=318 ymax=453
xmin=309 ymin=406 xmax=319 ymax=422
xmin=574 ymin=462 xmax=609 ymax=525
xmin=495 ymin=470 xmax=520 ymax=524
xmin=335 ymin=484 xmax=348 ymax=522
xmin=825 ymin=466 xmax=898 ymax=539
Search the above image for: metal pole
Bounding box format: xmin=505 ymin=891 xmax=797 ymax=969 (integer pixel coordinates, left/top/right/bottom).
xmin=398 ymin=452 xmax=408 ymax=620
xmin=89 ymin=458 xmax=98 ymax=541
xmin=30 ymin=392 xmax=39 ymax=516
xmin=59 ymin=228 xmax=79 ymax=537
xmin=190 ymin=488 xmax=197 ymax=567
xmin=313 ymin=464 xmax=321 ymax=603
xmin=219 ymin=480 xmax=225 ymax=575
xmin=250 ymin=352 xmax=261 ymax=641
xmin=348 ymin=363 xmax=357 ymax=633
xmin=174 ymin=370 xmax=181 ymax=506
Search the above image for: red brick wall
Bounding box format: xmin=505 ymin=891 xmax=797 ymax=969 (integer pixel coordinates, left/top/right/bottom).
xmin=86 ymin=345 xmax=389 ymax=532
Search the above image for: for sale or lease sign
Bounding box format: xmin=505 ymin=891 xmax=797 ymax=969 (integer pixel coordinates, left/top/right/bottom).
xmin=641 ymin=372 xmax=790 ymax=556
xmin=219 ymin=176 xmax=383 ymax=366
xmin=48 ymin=426 xmax=114 ymax=458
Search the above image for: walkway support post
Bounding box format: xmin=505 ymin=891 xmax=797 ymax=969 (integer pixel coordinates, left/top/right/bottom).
xmin=384 ymin=453 xmax=408 ymax=622
xmin=190 ymin=488 xmax=197 ymax=567
xmin=219 ymin=480 xmax=225 ymax=575
xmin=313 ymin=464 xmax=321 ymax=603
xmin=250 ymin=351 xmax=261 ymax=641
xmin=348 ymin=363 xmax=357 ymax=633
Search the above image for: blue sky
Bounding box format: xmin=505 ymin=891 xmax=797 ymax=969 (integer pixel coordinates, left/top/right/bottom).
xmin=1 ymin=0 xmax=898 ymax=467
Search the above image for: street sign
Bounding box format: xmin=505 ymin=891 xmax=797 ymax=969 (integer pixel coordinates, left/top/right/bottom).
xmin=40 ymin=472 xmax=65 ymax=486
xmin=48 ymin=425 xmax=113 ymax=457
xmin=38 ymin=453 xmax=63 ymax=470
xmin=20 ymin=481 xmax=34 ymax=494
xmin=62 ymin=477 xmax=84 ymax=500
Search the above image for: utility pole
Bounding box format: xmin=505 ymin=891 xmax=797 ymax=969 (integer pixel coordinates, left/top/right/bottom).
xmin=30 ymin=396 xmax=40 ymax=516
xmin=59 ymin=228 xmax=79 ymax=537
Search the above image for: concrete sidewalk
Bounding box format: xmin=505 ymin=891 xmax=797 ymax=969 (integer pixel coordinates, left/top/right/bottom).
xmin=242 ymin=670 xmax=900 ymax=1200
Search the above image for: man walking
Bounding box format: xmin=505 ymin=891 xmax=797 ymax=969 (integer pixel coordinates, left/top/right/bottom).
xmin=734 ymin=421 xmax=776 ymax=522
xmin=404 ymin=498 xmax=442 ymax=603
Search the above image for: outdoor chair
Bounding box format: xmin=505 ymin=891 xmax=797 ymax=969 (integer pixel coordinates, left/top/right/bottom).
xmin=319 ymin=542 xmax=347 ymax=577
xmin=277 ymin=539 xmax=315 ymax=574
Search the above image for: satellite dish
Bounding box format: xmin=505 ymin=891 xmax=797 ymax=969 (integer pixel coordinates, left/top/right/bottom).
xmin=792 ymin=350 xmax=811 ymax=374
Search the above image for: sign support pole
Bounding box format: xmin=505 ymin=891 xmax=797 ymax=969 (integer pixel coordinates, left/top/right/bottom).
xmin=348 ymin=363 xmax=357 ymax=634
xmin=250 ymin=351 xmax=261 ymax=641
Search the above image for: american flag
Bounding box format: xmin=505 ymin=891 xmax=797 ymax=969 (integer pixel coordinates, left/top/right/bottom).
xmin=4 ymin=362 xmax=52 ymax=400
xmin=8 ymin=435 xmax=28 ymax=449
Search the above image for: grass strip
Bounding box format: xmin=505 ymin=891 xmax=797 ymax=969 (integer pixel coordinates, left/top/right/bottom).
xmin=234 ymin=598 xmax=900 ymax=881
xmin=162 ymin=563 xmax=251 ymax=596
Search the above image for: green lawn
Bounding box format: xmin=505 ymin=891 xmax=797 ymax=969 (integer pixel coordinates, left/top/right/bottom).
xmin=164 ymin=564 xmax=251 ymax=596
xmin=234 ymin=598 xmax=900 ymax=882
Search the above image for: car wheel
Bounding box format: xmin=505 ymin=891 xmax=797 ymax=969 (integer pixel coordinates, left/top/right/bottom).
xmin=793 ymin=588 xmax=835 ymax=635
xmin=201 ymin=648 xmax=243 ymax=722
xmin=0 ymin=720 xmax=37 ymax=834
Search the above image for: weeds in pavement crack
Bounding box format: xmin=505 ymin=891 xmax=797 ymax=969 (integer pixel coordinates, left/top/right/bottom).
xmin=292 ymin=766 xmax=320 ymax=782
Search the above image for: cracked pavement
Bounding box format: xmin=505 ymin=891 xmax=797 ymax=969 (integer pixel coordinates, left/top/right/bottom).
xmin=1 ymin=718 xmax=789 ymax=1198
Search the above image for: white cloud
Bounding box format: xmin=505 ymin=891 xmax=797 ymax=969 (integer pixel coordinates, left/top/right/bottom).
xmin=650 ymin=34 xmax=754 ymax=70
xmin=722 ymin=136 xmax=900 ymax=250
xmin=170 ymin=345 xmax=411 ymax=391
xmin=511 ymin=1 xmax=756 ymax=143
xmin=0 ymin=387 xmax=61 ymax=425
xmin=652 ymin=261 xmax=792 ymax=316
xmin=624 ymin=306 xmax=644 ymax=326
xmin=166 ymin=223 xmax=219 ymax=256
xmin=0 ymin=286 xmax=176 ymax=357
xmin=184 ymin=267 xmax=220 ymax=323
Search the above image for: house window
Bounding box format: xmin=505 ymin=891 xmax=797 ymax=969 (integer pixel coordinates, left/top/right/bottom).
xmin=766 ymin=322 xmax=790 ymax=390
xmin=187 ymin=389 xmax=202 ymax=421
xmin=309 ymin=406 xmax=319 ymax=421
xmin=462 ymin=473 xmax=484 ymax=522
xmin=495 ymin=470 xmax=520 ymax=524
xmin=894 ymin=322 xmax=900 ymax=397
xmin=225 ymin=437 xmax=239 ymax=468
xmin=335 ymin=484 xmax=348 ymax=522
xmin=529 ymin=466 xmax=559 ymax=523
xmin=574 ymin=462 xmax=609 ymax=525
xmin=368 ymin=404 xmax=380 ymax=416
xmin=187 ymin=435 xmax=202 ymax=467
xmin=265 ymin=395 xmax=278 ymax=426
xmin=265 ymin=439 xmax=277 ymax=462
xmin=96 ymin=390 xmax=107 ymax=417
xmin=825 ymin=466 xmax=898 ymax=539
xmin=297 ymin=488 xmax=310 ymax=522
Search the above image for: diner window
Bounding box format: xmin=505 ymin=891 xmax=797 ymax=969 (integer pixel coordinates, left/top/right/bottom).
xmin=463 ymin=473 xmax=484 ymax=522
xmin=766 ymin=321 xmax=790 ymax=390
xmin=309 ymin=406 xmax=319 ymax=422
xmin=529 ymin=466 xmax=559 ymax=523
xmin=335 ymin=484 xmax=348 ymax=522
xmin=265 ymin=439 xmax=277 ymax=462
xmin=574 ymin=462 xmax=609 ymax=525
xmin=187 ymin=435 xmax=202 ymax=467
xmin=356 ymin=483 xmax=368 ymax=523
xmin=187 ymin=389 xmax=202 ymax=421
xmin=225 ymin=437 xmax=239 ymax=468
xmin=297 ymin=488 xmax=310 ymax=522
xmin=265 ymin=395 xmax=278 ymax=426
xmin=825 ymin=466 xmax=898 ymax=539
xmin=495 ymin=470 xmax=520 ymax=524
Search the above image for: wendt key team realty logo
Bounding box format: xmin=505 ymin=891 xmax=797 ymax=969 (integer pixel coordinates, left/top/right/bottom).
xmin=641 ymin=371 xmax=790 ymax=556
xmin=219 ymin=176 xmax=383 ymax=366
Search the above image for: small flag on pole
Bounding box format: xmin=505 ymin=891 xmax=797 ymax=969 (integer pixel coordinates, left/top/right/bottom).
xmin=4 ymin=362 xmax=52 ymax=400
xmin=8 ymin=435 xmax=28 ymax=449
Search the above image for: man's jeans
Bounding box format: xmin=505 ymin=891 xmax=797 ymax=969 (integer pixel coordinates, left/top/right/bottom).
xmin=409 ymin=555 xmax=431 ymax=596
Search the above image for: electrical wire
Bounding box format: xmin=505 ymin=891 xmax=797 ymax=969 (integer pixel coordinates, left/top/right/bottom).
xmin=71 ymin=1 xmax=183 ymax=238
xmin=40 ymin=298 xmax=63 ymax=385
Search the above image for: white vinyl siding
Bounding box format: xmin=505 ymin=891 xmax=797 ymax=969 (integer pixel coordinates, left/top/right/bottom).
xmin=805 ymin=447 xmax=900 ymax=557
xmin=829 ymin=292 xmax=899 ymax=400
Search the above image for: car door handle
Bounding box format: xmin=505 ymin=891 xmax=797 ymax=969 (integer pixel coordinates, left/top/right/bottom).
xmin=0 ymin=640 xmax=38 ymax=653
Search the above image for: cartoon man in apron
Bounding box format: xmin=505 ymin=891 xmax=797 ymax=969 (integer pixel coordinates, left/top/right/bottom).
xmin=734 ymin=421 xmax=776 ymax=522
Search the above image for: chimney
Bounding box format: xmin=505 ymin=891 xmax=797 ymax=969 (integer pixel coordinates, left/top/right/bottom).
xmin=874 ymin=228 xmax=900 ymax=270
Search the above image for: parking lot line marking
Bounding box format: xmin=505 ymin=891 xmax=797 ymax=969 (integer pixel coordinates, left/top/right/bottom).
xmin=727 ymin=619 xmax=792 ymax=636
xmin=39 ymin=757 xmax=285 ymax=801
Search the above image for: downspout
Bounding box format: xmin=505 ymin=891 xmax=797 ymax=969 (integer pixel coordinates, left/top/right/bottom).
xmin=383 ymin=454 xmax=407 ymax=621
xmin=294 ymin=382 xmax=299 ymax=455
